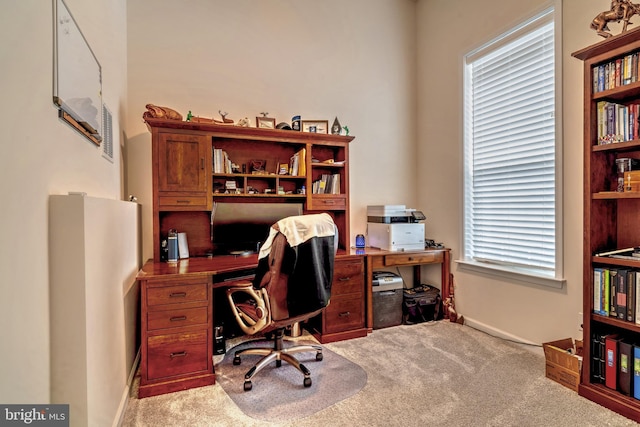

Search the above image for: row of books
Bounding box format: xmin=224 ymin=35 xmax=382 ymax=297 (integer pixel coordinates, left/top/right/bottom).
xmin=591 ymin=333 xmax=640 ymax=399
xmin=213 ymin=147 xmax=233 ymax=174
xmin=593 ymin=52 xmax=640 ymax=93
xmin=312 ymin=173 xmax=340 ymax=194
xmin=593 ymin=267 xmax=640 ymax=323
xmin=596 ymin=101 xmax=640 ymax=145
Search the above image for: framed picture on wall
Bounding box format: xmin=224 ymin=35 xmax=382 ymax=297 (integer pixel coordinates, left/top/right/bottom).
xmin=301 ymin=120 xmax=328 ymax=134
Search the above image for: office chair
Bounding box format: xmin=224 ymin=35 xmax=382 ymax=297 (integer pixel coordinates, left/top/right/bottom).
xmin=226 ymin=213 xmax=338 ymax=391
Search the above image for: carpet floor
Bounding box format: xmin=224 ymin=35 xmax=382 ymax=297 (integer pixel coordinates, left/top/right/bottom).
xmin=122 ymin=321 xmax=640 ymax=426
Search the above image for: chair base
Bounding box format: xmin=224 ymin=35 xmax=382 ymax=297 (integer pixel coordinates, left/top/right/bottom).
xmin=233 ymin=328 xmax=323 ymax=391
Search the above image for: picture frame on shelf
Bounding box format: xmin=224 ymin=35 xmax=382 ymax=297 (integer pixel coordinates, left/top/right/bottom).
xmin=256 ymin=117 xmax=276 ymax=129
xmin=301 ymin=120 xmax=329 ymax=134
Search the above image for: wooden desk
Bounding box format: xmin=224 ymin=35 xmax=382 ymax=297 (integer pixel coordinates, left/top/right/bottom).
xmin=136 ymin=248 xmax=451 ymax=397
xmin=352 ymin=247 xmax=451 ymax=331
xmin=137 ymin=255 xmax=259 ymax=398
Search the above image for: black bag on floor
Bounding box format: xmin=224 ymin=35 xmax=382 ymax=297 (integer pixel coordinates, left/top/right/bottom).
xmin=403 ymin=284 xmax=443 ymax=324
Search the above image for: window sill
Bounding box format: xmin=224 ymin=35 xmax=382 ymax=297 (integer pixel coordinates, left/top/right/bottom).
xmin=455 ymin=259 xmax=565 ymax=289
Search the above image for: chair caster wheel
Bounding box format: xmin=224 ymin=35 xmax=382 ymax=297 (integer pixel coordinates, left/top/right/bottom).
xmin=303 ymin=377 xmax=312 ymax=388
xmin=233 ymin=356 xmax=241 ymax=365
xmin=276 ymin=360 xmax=282 ymax=368
xmin=316 ymin=352 xmax=323 ymax=361
xmin=244 ymin=381 xmax=252 ymax=391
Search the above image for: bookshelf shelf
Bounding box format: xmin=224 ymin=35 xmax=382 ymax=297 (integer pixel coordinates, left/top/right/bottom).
xmin=573 ymin=28 xmax=640 ymax=422
xmin=593 ymin=191 xmax=640 ymax=199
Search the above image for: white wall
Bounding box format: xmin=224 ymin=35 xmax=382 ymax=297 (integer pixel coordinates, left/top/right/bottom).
xmin=125 ymin=0 xmax=418 ymax=262
xmin=0 ymin=0 xmax=132 ymax=411
xmin=416 ymin=0 xmax=604 ymax=343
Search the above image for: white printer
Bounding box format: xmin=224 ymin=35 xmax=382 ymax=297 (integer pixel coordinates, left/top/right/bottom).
xmin=366 ymin=205 xmax=425 ymax=251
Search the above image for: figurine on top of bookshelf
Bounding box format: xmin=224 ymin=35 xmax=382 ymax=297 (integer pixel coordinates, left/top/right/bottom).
xmin=143 ymin=103 xmax=183 ymax=121
xmin=591 ymin=0 xmax=640 ymax=38
xmin=331 ymin=117 xmax=342 ymax=135
xmin=218 ymin=110 xmax=234 ymax=124
xmin=236 ymin=117 xmax=251 ymax=127
xmin=343 ymin=125 xmax=350 ymax=136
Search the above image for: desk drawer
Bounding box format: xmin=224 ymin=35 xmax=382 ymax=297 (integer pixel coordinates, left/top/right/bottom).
xmin=384 ymin=251 xmax=443 ymax=266
xmin=324 ymin=297 xmax=364 ymax=334
xmin=159 ymin=195 xmax=208 ymax=209
xmin=308 ymin=196 xmax=346 ymax=211
xmin=147 ymin=283 xmax=208 ymax=307
xmin=148 ymin=307 xmax=208 ymax=331
xmin=333 ymin=258 xmax=364 ymax=296
xmin=147 ymin=331 xmax=209 ymax=380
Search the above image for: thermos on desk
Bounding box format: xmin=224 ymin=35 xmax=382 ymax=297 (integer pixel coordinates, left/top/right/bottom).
xmin=167 ymin=229 xmax=178 ymax=262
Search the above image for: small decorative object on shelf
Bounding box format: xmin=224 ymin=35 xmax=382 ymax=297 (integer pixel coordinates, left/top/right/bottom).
xmin=331 ymin=117 xmax=342 ymax=135
xmin=301 ymin=120 xmax=329 ymax=134
xmin=256 ymin=112 xmax=276 ymax=129
xmin=343 ymin=125 xmax=350 ymax=136
xmin=591 ymin=0 xmax=640 ymax=38
xmin=143 ymin=103 xmax=183 ymax=121
xmin=292 ymin=115 xmax=301 ymax=131
xmin=249 ymin=159 xmax=267 ymax=173
xmin=218 ymin=110 xmax=234 ymax=124
xmin=186 ymin=110 xmax=193 ymax=121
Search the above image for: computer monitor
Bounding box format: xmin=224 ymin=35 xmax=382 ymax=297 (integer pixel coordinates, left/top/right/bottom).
xmin=211 ymin=202 xmax=303 ymax=255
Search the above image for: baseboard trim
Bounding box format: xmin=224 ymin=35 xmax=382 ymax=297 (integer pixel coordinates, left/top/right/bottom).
xmin=463 ymin=317 xmax=539 ymax=346
xmin=113 ymin=349 xmax=141 ymax=427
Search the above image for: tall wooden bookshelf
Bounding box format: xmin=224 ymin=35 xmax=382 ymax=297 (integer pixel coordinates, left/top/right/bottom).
xmin=573 ymin=28 xmax=640 ymax=422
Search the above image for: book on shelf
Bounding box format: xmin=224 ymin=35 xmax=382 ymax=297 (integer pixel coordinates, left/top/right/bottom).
xmin=289 ymin=148 xmax=306 ymax=176
xmin=616 ymin=268 xmax=630 ymax=320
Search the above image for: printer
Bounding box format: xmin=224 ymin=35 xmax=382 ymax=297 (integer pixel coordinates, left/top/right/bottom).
xmin=366 ymin=205 xmax=425 ymax=251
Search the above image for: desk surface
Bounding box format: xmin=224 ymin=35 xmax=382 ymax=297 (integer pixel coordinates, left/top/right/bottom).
xmin=136 ymin=247 xmax=450 ymax=281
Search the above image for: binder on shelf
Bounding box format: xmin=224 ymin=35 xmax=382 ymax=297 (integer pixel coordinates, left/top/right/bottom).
xmin=619 ymin=340 xmax=634 ymax=396
xmin=605 ymin=334 xmax=621 ymax=390
xmin=634 ymin=345 xmax=640 ymax=399
xmin=591 ymin=333 xmax=605 ymax=383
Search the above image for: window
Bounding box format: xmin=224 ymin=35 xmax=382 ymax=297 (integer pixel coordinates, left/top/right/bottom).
xmin=463 ymin=7 xmax=562 ymax=285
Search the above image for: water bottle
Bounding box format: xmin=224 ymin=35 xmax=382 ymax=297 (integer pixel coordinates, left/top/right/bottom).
xmin=167 ymin=229 xmax=178 ymax=262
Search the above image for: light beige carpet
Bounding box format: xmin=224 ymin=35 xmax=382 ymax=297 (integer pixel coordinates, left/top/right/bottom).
xmin=122 ymin=322 xmax=640 ymax=426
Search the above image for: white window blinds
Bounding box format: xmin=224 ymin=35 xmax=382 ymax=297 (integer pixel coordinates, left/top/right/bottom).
xmin=464 ymin=12 xmax=556 ymax=274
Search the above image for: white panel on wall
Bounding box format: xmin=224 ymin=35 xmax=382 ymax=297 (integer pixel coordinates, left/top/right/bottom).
xmin=49 ymin=194 xmax=139 ymax=427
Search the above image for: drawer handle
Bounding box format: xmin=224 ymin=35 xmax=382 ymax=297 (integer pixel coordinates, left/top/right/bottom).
xmin=176 ymin=200 xmax=191 ymax=204
xmin=169 ymin=292 xmax=187 ymax=298
xmin=338 ymin=277 xmax=350 ymax=281
xmin=339 ymin=311 xmax=351 ymax=317
xmin=170 ymin=315 xmax=187 ymax=322
xmin=170 ymin=351 xmax=187 ymax=359
xmin=201 ymin=158 xmax=205 ymax=170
